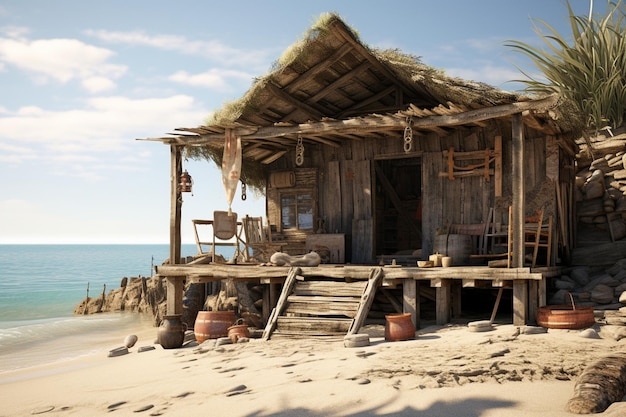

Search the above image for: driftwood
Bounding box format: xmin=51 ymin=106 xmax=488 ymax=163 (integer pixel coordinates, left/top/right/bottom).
xmin=566 ymin=352 xmax=626 ymax=414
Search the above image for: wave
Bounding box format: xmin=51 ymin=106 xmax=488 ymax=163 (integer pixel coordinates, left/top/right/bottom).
xmin=0 ymin=313 xmax=155 ymax=373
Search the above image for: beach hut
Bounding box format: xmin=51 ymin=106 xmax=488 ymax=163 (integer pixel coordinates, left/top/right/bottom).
xmin=145 ymin=13 xmax=582 ymax=328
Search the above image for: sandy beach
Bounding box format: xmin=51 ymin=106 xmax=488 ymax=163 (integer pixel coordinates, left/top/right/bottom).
xmin=1 ymin=320 xmax=625 ymax=417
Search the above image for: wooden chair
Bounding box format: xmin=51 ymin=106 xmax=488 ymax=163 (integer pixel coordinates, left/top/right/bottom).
xmin=192 ymin=211 xmax=244 ymax=262
xmin=242 ymin=215 xmax=283 ymax=262
xmin=524 ymin=208 xmax=553 ymax=268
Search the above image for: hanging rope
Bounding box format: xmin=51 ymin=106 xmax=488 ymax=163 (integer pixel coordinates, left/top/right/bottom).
xmin=403 ymin=116 xmax=413 ymax=153
xmin=241 ymin=182 xmax=247 ymax=201
xmin=295 ymin=135 xmax=304 ymax=166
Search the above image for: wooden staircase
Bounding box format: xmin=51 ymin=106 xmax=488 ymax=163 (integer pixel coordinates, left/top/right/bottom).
xmin=262 ymin=267 xmax=383 ymax=340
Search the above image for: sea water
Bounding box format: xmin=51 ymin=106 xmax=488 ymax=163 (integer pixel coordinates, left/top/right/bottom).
xmin=0 ymin=244 xmax=203 ymax=373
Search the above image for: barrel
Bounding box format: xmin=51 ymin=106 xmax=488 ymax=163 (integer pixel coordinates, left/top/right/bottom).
xmin=433 ymin=234 xmax=473 ymax=266
xmin=194 ymin=310 xmax=237 ymax=343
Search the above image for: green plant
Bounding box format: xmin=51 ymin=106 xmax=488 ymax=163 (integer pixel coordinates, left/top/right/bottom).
xmin=506 ymin=1 xmax=626 ymax=134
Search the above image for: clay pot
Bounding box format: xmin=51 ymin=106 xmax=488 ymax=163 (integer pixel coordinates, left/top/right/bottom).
xmin=157 ymin=315 xmax=187 ymax=349
xmin=227 ymin=319 xmax=250 ymax=343
xmin=385 ymin=313 xmax=415 ymax=341
xmin=194 ymin=310 xmax=237 ymax=343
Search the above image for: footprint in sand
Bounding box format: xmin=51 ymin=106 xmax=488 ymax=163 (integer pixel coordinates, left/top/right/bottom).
xmin=133 ymin=404 xmax=154 ymax=413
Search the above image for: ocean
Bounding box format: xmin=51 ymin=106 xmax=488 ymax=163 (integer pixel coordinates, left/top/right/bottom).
xmin=0 ymin=244 xmax=204 ymax=374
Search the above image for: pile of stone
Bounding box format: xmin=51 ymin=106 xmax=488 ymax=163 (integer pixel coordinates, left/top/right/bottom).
xmin=553 ymin=260 xmax=626 ymax=307
xmin=552 ymin=259 xmax=626 ymax=338
xmin=576 ymin=153 xmax=626 ymax=241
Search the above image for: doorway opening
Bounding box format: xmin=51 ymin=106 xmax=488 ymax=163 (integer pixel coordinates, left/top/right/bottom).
xmin=374 ymin=157 xmax=422 ymax=257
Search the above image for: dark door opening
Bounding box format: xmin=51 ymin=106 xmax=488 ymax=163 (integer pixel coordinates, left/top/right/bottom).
xmin=374 ymin=158 xmax=422 ymax=257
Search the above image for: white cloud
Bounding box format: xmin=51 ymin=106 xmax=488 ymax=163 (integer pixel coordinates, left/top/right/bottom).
xmin=85 ymin=29 xmax=270 ymax=68
xmin=0 ymin=34 xmax=126 ymax=90
xmin=168 ymin=68 xmax=253 ymax=90
xmin=0 ymin=95 xmax=207 ymax=172
xmin=82 ymin=76 xmax=117 ymax=93
xmin=446 ymin=65 xmax=522 ymax=88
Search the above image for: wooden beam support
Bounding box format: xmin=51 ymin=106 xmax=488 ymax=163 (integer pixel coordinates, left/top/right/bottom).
xmin=511 ymin=113 xmax=525 ymax=268
xmin=143 ymin=94 xmax=559 ymax=145
xmin=435 ymin=279 xmax=452 ymax=325
xmin=402 ymin=279 xmax=419 ymax=329
xmin=165 ymin=277 xmax=185 ymax=315
xmin=170 ymin=145 xmax=182 ymax=265
xmin=513 ymin=279 xmax=528 ymax=326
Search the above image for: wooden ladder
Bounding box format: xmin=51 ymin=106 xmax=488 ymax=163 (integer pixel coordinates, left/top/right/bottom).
xmin=262 ymin=267 xmax=383 ymax=340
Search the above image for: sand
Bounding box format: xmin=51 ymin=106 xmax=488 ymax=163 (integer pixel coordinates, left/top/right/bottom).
xmin=1 ymin=321 xmax=625 ymax=417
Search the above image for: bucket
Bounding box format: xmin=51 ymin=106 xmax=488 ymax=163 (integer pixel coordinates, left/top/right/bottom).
xmin=434 ymin=234 xmax=473 ymax=266
xmin=194 ymin=310 xmax=237 ymax=343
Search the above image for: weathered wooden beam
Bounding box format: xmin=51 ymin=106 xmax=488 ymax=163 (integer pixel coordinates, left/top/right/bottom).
xmin=170 ymin=145 xmax=182 ymax=264
xmin=511 ymin=112 xmax=525 ymax=268
xmin=140 ymin=95 xmax=559 ymax=147
xmin=435 ymin=279 xmax=452 ymax=325
xmin=402 ymin=279 xmax=419 ymax=329
xmin=513 ymin=279 xmax=528 ymax=326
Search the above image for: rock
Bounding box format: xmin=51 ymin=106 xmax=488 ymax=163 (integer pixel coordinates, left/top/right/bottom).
xmin=591 ymin=284 xmax=615 ymax=304
xmin=570 ymin=268 xmax=591 ymax=286
xmin=579 ymin=328 xmax=600 ymax=339
xmin=599 ymin=325 xmax=626 ymax=341
xmin=555 ymin=279 xmax=577 ymax=291
xmin=124 ymin=334 xmax=138 ymax=348
xmin=584 ymin=274 xmax=619 ymax=292
xmin=468 ymin=320 xmax=493 ymax=332
xmin=108 ymin=346 xmax=129 ymax=357
xmin=605 ymin=315 xmax=626 ymax=326
xmin=583 ymin=178 xmax=605 ymax=200
xmin=620 ymin=291 xmax=626 ymax=304
xmin=549 ymin=289 xmax=572 ymax=305
xmin=519 ymin=325 xmax=547 ymax=335
xmin=344 ymin=333 xmax=370 ymax=348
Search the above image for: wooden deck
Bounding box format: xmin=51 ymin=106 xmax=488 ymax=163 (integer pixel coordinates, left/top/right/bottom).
xmin=155 ymin=263 xmax=562 ymax=328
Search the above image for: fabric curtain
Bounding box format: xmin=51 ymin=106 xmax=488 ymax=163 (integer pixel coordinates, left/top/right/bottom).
xmin=221 ymin=128 xmax=242 ymax=214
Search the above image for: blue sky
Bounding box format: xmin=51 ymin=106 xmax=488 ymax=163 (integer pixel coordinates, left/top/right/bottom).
xmin=0 ymin=1 xmax=598 ymax=244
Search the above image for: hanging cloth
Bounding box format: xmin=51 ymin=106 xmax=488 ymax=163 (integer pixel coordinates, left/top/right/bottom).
xmin=221 ymin=128 xmax=242 ymax=214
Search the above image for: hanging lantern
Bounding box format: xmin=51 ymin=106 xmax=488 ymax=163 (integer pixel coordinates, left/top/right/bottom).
xmin=179 ymin=170 xmax=193 ymax=193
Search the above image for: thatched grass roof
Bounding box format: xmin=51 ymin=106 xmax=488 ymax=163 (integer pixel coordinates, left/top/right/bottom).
xmin=163 ymin=12 xmax=582 ymax=191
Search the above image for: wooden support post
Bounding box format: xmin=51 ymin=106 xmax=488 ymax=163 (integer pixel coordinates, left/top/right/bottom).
xmin=511 ymin=113 xmax=525 ymax=269
xmin=452 ymin=282 xmax=462 ymax=319
xmin=433 ymin=279 xmax=452 ymax=325
xmin=402 ymin=279 xmax=419 ymax=329
xmin=170 ymin=145 xmax=183 ymax=265
xmin=528 ymin=280 xmax=539 ymax=324
xmin=165 ymin=277 xmax=185 ymax=315
xmin=513 ymin=279 xmax=528 ymax=326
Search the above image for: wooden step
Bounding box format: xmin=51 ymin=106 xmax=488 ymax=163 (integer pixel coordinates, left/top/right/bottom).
xmin=262 ymin=267 xmax=383 ymax=340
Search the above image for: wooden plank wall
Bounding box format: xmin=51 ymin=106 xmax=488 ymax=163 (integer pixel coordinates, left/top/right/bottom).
xmin=267 ymin=121 xmax=566 ymax=263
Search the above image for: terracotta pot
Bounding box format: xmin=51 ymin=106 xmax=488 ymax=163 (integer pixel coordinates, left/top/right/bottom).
xmin=157 ymin=315 xmax=187 ymax=349
xmin=227 ymin=319 xmax=250 ymax=343
xmin=194 ymin=310 xmax=237 ymax=343
xmin=385 ymin=313 xmax=415 ymax=341
xmin=537 ymin=293 xmax=595 ymax=330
